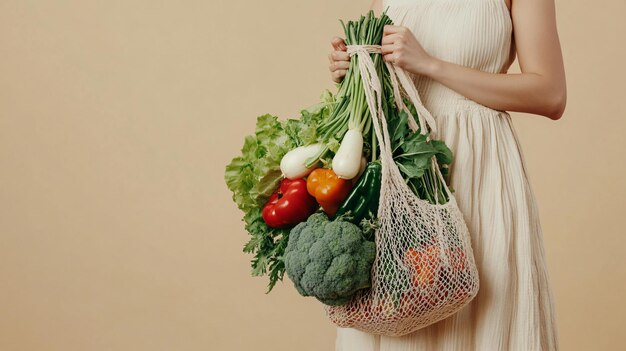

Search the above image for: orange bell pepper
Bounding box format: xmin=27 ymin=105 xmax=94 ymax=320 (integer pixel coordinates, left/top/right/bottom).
xmin=306 ymin=168 xmax=352 ymax=216
xmin=403 ymin=246 xmax=439 ymax=287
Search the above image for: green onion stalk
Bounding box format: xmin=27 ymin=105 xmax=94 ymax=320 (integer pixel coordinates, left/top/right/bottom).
xmin=306 ymin=11 xmax=393 ymax=167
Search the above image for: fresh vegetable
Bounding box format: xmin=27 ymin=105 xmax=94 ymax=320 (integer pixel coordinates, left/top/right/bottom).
xmin=224 ymin=98 xmax=332 ymax=292
xmin=309 ymin=11 xmax=392 ymax=170
xmin=225 ymin=115 xmax=293 ymax=213
xmin=403 ymin=246 xmax=440 ymax=287
xmin=398 ymin=245 xmax=472 ymax=306
xmin=262 ymin=178 xmax=318 ymax=229
xmin=356 ymin=156 xmax=367 ymax=180
xmin=335 ymin=161 xmax=382 ymax=229
xmin=283 ymin=213 xmax=376 ymax=306
xmin=280 ymin=144 xmax=325 ymax=179
xmin=306 ymin=168 xmax=353 ymax=216
xmin=332 ymin=129 xmax=364 ymax=179
xmin=386 ymin=107 xmax=454 ymax=204
xmin=286 ymin=90 xmax=336 ymax=149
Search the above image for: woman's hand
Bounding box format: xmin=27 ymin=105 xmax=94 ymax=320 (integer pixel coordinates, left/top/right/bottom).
xmin=381 ymin=25 xmax=436 ymax=76
xmin=328 ymin=37 xmax=351 ymax=83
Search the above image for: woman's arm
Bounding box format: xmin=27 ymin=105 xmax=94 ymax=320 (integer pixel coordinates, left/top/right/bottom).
xmin=381 ymin=0 xmax=567 ymax=120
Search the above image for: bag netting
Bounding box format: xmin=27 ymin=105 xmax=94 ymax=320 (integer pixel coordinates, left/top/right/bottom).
xmin=325 ymin=45 xmax=480 ymax=337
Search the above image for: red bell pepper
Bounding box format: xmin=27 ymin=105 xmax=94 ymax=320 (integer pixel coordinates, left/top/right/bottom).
xmin=262 ymin=178 xmax=318 ymax=229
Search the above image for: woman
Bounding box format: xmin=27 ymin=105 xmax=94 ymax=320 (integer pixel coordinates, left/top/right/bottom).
xmin=329 ymin=0 xmax=566 ymax=350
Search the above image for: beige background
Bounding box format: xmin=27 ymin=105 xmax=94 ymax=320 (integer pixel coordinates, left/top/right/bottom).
xmin=1 ymin=1 xmax=624 ymax=350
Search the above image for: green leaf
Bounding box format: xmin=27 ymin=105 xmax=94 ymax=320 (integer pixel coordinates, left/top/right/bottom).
xmin=251 ymin=255 xmax=269 ymax=276
xmin=284 ymin=119 xmax=304 ymax=146
xmin=431 ymin=139 xmax=453 ymax=165
xmin=224 ymin=156 xmax=248 ymax=191
xmin=252 ymin=169 xmax=283 ymax=206
xmin=397 ymin=156 xmax=429 ymax=179
xmin=255 ymin=114 xmax=284 ymax=141
xmin=243 ymin=235 xmax=263 ymax=254
xmin=389 ymin=110 xmax=409 ymax=145
xmin=385 ymin=99 xmax=455 ymax=204
xmin=402 ymin=131 xmax=430 ymax=151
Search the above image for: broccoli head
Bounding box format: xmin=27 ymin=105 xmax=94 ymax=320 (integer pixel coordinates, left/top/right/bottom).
xmin=283 ymin=212 xmax=376 ymax=306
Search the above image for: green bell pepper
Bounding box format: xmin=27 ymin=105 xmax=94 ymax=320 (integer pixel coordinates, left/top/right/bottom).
xmin=335 ymin=161 xmax=382 ymax=224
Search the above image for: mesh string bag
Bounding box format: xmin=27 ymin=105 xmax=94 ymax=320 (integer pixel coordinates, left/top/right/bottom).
xmin=324 ymin=45 xmax=480 ymax=337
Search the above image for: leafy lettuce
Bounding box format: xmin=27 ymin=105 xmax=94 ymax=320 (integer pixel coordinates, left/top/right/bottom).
xmin=224 ymin=93 xmax=332 ymax=292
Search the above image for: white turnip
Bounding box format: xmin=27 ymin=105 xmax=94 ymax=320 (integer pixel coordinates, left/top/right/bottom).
xmin=332 ymin=129 xmax=364 ymax=179
xmin=280 ymin=144 xmax=324 ymax=179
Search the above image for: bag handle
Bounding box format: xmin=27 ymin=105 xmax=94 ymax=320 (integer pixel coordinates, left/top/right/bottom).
xmin=385 ymin=60 xmax=436 ymax=136
xmin=346 ymin=45 xmax=453 ymax=203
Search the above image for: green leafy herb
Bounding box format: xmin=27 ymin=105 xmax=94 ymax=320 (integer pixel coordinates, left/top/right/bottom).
xmin=386 ymin=107 xmax=454 ymax=204
xmin=224 ymin=96 xmax=332 ymax=292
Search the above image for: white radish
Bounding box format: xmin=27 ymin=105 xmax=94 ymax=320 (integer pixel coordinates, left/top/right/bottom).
xmin=280 ymin=144 xmax=324 ymax=179
xmin=353 ymin=156 xmax=367 ymax=183
xmin=332 ymin=129 xmax=364 ymax=179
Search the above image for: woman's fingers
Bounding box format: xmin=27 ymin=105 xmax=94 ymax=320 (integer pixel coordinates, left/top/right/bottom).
xmin=331 ymin=50 xmax=350 ymax=62
xmin=329 ymin=37 xmax=349 ymax=83
xmin=329 ymin=60 xmax=350 ymax=72
xmin=381 ymin=33 xmax=402 ymax=45
xmin=381 ymin=43 xmax=398 ymax=55
xmin=383 ymin=25 xmax=408 ymax=35
xmin=331 ymin=70 xmax=347 ymax=83
xmin=331 ymin=37 xmax=347 ymax=51
xmin=382 ymin=27 xmax=409 ymax=66
xmin=383 ymin=53 xmax=398 ymax=64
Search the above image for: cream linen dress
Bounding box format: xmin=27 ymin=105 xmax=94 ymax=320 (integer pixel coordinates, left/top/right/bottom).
xmin=335 ymin=0 xmax=560 ymax=350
